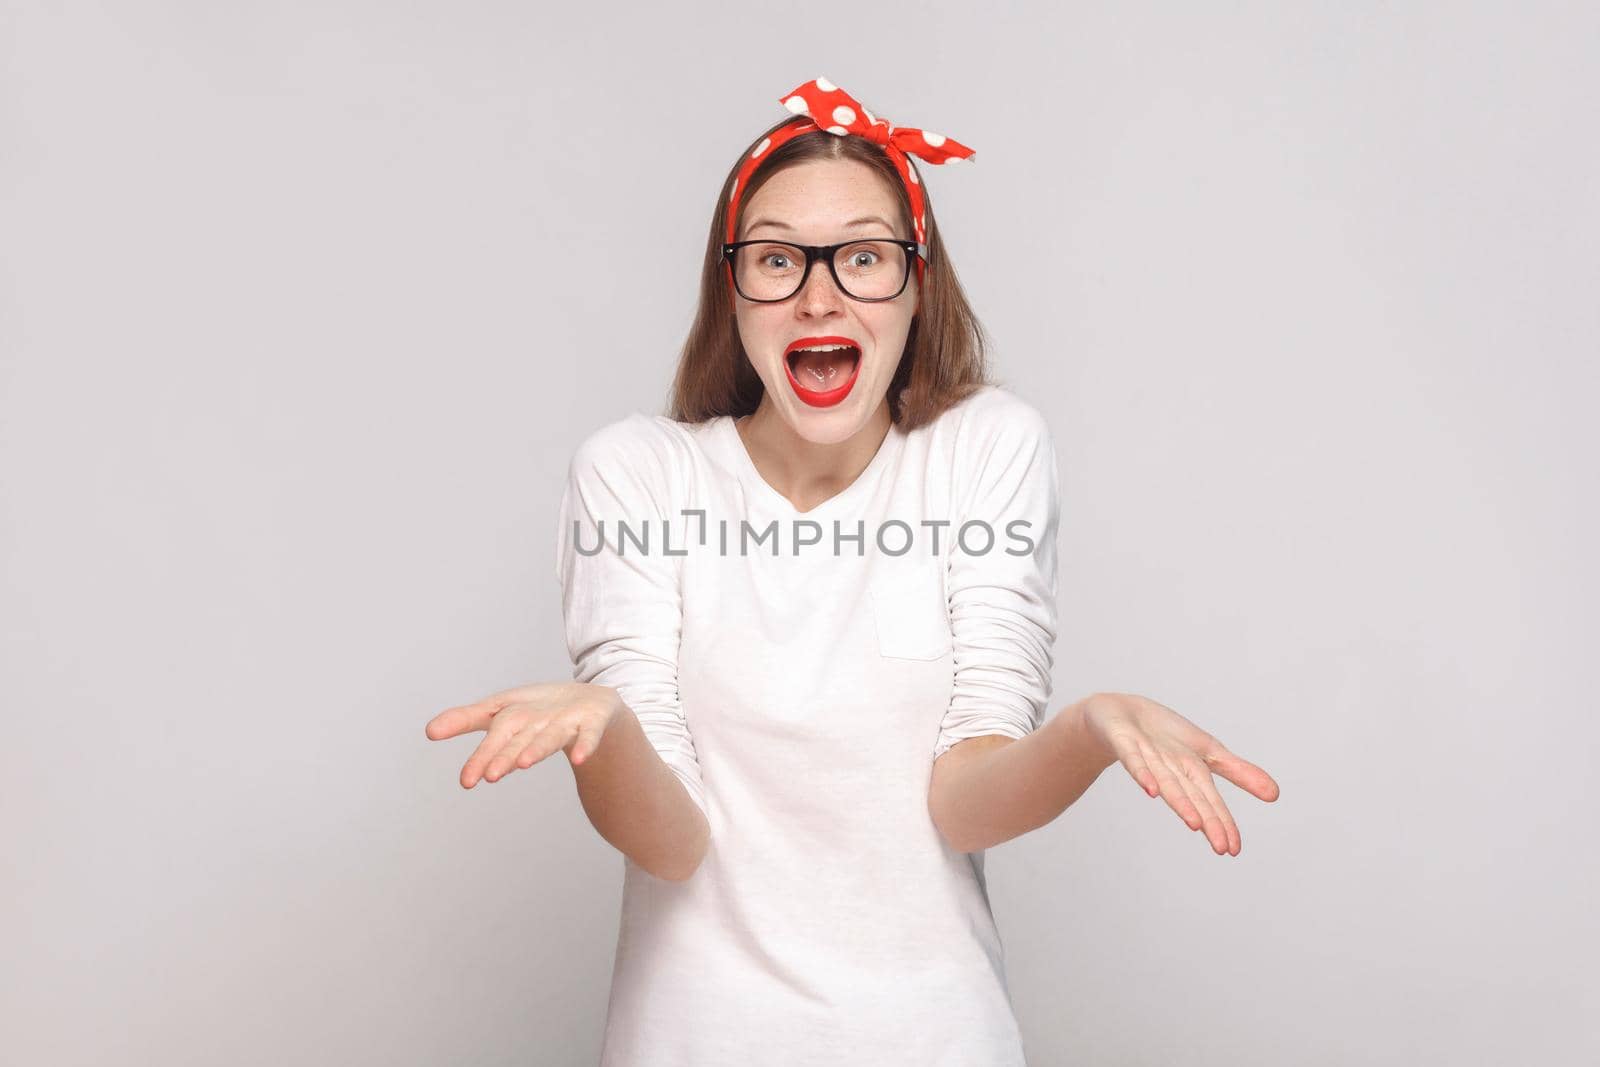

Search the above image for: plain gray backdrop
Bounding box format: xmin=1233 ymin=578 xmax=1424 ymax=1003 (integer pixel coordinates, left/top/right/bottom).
xmin=3 ymin=2 xmax=1596 ymax=1064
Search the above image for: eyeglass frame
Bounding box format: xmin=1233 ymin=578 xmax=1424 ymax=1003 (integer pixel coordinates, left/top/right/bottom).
xmin=719 ymin=238 xmax=927 ymax=303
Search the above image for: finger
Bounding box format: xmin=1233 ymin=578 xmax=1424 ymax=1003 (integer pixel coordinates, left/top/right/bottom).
xmin=568 ymin=714 xmax=609 ymax=766
xmin=1139 ymin=739 xmax=1205 ymax=832
xmin=1158 ymin=748 xmax=1228 ymax=853
xmin=513 ymin=718 xmax=580 ymax=773
xmin=1182 ymin=758 xmax=1242 ymax=856
xmin=516 ymin=718 xmax=565 ymax=768
xmin=460 ymin=709 xmax=530 ymax=788
xmin=1203 ymin=745 xmax=1281 ymax=803
xmin=426 ymin=696 xmax=507 ymax=741
xmin=1158 ymin=751 xmax=1228 ymax=857
xmin=1103 ymin=732 xmax=1160 ymax=796
xmin=483 ymin=718 xmax=553 ymax=783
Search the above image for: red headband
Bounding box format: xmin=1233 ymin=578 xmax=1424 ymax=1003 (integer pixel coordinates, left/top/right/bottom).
xmin=725 ymin=76 xmax=976 ymax=291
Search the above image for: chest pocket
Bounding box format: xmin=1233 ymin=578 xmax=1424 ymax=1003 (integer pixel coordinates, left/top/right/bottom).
xmin=869 ymin=560 xmax=952 ymax=661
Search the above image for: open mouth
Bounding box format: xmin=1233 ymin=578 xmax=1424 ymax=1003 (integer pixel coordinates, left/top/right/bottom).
xmin=784 ymin=339 xmax=861 ymax=408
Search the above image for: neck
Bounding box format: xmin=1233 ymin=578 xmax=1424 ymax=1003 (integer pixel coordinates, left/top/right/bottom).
xmin=736 ymin=396 xmax=893 ymax=512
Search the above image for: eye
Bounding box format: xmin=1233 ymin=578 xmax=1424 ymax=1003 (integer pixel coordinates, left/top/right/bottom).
xmin=762 ymin=252 xmax=793 ymax=269
xmin=847 ymin=249 xmax=880 ymax=268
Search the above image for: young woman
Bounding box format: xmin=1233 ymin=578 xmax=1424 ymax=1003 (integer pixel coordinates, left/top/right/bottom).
xmin=426 ymin=77 xmax=1279 ymax=1066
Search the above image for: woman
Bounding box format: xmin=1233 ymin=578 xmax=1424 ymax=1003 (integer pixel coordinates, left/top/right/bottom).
xmin=426 ymin=77 xmax=1279 ymax=1065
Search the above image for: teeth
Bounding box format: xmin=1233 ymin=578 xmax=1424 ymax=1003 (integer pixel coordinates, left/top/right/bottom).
xmin=791 ymin=343 xmax=856 ymax=354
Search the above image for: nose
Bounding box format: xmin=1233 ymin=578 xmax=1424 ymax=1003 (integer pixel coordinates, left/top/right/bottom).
xmin=794 ymin=255 xmax=847 ymax=318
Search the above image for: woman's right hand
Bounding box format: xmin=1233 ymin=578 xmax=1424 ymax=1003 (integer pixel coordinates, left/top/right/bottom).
xmin=424 ymin=682 xmax=623 ymax=789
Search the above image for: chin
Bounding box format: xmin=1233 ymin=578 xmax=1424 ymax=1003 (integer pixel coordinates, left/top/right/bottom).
xmin=775 ymin=380 xmax=885 ymax=442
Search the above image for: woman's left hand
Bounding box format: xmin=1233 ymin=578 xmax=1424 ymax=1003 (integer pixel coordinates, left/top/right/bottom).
xmin=1080 ymin=692 xmax=1280 ymax=856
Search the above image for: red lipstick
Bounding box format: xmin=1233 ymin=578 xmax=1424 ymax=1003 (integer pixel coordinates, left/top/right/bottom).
xmin=783 ymin=335 xmax=861 ymax=408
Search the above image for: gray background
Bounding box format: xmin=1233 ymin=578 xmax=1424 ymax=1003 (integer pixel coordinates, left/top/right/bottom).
xmin=3 ymin=2 xmax=1596 ymax=1064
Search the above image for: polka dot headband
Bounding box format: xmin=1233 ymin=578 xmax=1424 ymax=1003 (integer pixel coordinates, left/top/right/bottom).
xmin=725 ymin=76 xmax=976 ymax=289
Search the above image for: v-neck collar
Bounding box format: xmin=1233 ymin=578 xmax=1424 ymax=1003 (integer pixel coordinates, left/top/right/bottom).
xmin=718 ymin=414 xmax=903 ymax=518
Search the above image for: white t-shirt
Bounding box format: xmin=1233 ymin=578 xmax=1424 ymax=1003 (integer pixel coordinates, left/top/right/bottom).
xmin=554 ymin=383 xmax=1060 ymax=1066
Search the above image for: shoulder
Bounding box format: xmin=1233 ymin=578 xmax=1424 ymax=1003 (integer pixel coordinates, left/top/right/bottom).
xmin=570 ymin=412 xmax=696 ymax=471
xmin=920 ymin=385 xmax=1057 ymax=513
xmin=931 ymin=383 xmax=1054 ymax=457
xmin=567 ymin=412 xmax=703 ymax=509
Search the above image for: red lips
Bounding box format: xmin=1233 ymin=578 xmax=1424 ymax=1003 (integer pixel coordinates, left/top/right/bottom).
xmin=783 ymin=335 xmax=861 ymax=408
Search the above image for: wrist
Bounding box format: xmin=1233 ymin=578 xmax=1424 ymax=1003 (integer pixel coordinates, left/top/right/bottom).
xmin=591 ymin=684 xmax=627 ymax=726
xmin=1059 ymin=694 xmax=1118 ymax=772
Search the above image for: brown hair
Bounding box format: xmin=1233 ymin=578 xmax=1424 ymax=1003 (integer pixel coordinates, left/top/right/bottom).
xmin=665 ymin=115 xmax=994 ymax=431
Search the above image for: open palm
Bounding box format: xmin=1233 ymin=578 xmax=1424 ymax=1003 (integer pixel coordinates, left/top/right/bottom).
xmin=1082 ymin=692 xmax=1280 ymax=856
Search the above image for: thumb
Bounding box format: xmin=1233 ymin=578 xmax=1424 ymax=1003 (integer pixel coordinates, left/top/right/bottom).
xmin=424 ymin=698 xmax=503 ymax=740
xmin=1209 ymin=749 xmax=1280 ymax=802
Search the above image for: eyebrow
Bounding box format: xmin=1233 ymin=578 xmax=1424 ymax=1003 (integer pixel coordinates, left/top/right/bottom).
xmin=743 ymin=215 xmax=897 ymax=236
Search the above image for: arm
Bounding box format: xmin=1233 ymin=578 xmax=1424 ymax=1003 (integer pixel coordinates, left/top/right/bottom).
xmin=570 ymin=687 xmax=709 ymax=881
xmin=928 ymin=391 xmax=1065 ymax=849
xmin=555 ymin=416 xmax=710 ymax=881
xmin=424 ymin=679 xmax=707 ymax=881
xmin=929 ymin=696 xmax=1116 ymax=853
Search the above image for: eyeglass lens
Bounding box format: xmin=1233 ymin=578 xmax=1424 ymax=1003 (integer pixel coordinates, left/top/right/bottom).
xmin=731 ymin=241 xmax=908 ymax=301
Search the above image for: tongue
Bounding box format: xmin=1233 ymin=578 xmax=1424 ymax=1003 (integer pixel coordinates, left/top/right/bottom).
xmin=790 ymin=348 xmax=857 ymax=390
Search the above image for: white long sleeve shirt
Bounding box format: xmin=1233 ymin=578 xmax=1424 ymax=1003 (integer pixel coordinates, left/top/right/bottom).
xmin=554 ymin=384 xmax=1060 ymax=1066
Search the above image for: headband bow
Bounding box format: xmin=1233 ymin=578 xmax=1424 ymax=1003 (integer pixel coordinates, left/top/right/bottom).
xmin=725 ymin=76 xmax=976 ymax=289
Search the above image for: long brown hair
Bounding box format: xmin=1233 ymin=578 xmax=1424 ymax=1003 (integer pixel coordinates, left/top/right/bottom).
xmin=666 ymin=115 xmax=993 ymax=431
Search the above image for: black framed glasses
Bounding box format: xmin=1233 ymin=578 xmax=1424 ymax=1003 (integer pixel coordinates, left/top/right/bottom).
xmin=720 ymin=238 xmax=926 ymax=303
